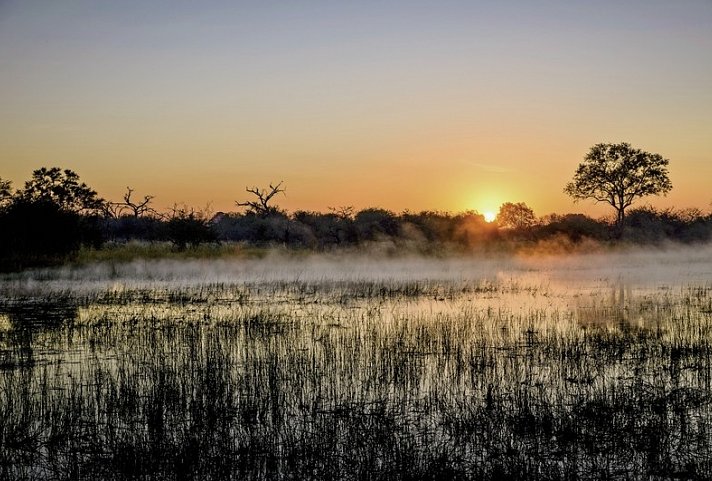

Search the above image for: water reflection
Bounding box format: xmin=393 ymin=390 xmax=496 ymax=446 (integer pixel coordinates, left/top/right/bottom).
xmin=612 ymin=281 xmax=633 ymax=322
xmin=0 ymin=299 xmax=77 ymax=369
xmin=0 ymin=277 xmax=711 ymax=479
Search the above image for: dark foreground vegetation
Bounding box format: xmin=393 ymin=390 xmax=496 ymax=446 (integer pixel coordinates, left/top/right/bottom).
xmin=1 ymin=269 xmax=711 ymax=480
xmin=1 ymin=165 xmax=711 ymax=272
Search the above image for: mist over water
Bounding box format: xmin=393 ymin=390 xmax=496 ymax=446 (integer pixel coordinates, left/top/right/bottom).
xmin=2 ymin=244 xmax=711 ymax=297
xmin=2 ymin=244 xmax=712 ymax=479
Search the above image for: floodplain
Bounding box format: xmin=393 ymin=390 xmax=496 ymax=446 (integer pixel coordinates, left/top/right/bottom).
xmin=1 ymin=246 xmax=712 ymax=480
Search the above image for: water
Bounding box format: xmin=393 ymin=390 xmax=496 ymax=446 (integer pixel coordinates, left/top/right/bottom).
xmin=1 ymin=249 xmax=711 ymax=480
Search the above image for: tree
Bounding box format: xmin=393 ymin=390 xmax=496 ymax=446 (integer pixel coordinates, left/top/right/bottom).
xmin=0 ymin=199 xmax=84 ymax=271
xmin=17 ymin=167 xmax=105 ymax=214
xmin=0 ymin=168 xmax=106 ymax=270
xmin=110 ymin=186 xmax=157 ymax=218
xmin=328 ymin=206 xmax=354 ymax=221
xmin=0 ymin=177 xmax=12 ymax=209
xmin=497 ymin=202 xmax=536 ymax=229
xmin=564 ymin=143 xmax=672 ymax=233
xmin=236 ymin=181 xmax=285 ymax=217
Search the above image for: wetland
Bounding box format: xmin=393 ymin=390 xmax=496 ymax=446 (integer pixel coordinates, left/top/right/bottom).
xmin=1 ymin=247 xmax=712 ymax=480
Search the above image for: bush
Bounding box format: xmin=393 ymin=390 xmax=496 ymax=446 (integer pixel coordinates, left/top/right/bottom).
xmin=537 ymin=214 xmax=610 ymax=243
xmin=166 ymin=210 xmax=217 ymax=250
xmin=0 ymin=200 xmax=84 ymax=271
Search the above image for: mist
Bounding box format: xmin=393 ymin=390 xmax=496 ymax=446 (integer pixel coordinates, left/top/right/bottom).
xmin=2 ymin=243 xmax=711 ymax=297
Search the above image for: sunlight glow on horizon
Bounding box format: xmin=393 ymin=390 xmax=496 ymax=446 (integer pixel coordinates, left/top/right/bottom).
xmin=0 ymin=1 xmax=710 ymax=215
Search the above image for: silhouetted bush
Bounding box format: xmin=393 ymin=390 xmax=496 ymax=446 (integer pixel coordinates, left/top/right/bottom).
xmin=623 ymin=206 xmax=712 ymax=244
xmin=536 ymin=214 xmax=610 ymax=243
xmin=214 ymin=212 xmax=311 ymax=246
xmin=354 ymin=208 xmax=399 ymax=241
xmin=102 ymin=216 xmax=166 ymax=242
xmin=293 ymin=210 xmax=356 ymax=247
xmin=400 ymin=211 xmax=457 ymax=243
xmin=452 ymin=212 xmax=498 ymax=246
xmin=166 ymin=211 xmax=217 ymax=250
xmin=623 ymin=207 xmax=674 ymax=243
xmin=0 ymin=200 xmax=84 ymax=271
xmin=4 ymin=165 xmax=712 ymax=266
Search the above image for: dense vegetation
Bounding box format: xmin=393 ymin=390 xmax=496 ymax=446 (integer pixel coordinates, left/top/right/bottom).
xmin=1 ymin=166 xmax=711 ymax=271
xmin=2 ymin=256 xmax=712 ymax=479
xmin=104 ymin=205 xmax=712 ymax=248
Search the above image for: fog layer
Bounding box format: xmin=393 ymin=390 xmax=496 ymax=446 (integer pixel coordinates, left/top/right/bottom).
xmin=1 ymin=244 xmax=711 ymax=297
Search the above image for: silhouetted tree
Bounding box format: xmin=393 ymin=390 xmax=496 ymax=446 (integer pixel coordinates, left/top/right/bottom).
xmin=102 ymin=186 xmax=160 ymax=240
xmin=16 ymin=167 xmax=106 ymax=215
xmin=497 ymin=202 xmax=536 ymax=229
xmin=0 ymin=168 xmax=107 ymax=270
xmin=328 ymin=206 xmax=354 ymax=221
xmin=111 ymin=186 xmax=157 ymax=218
xmin=564 ymin=143 xmax=672 ymax=235
xmin=0 ymin=177 xmax=12 ymax=209
xmin=236 ymin=182 xmax=285 ymax=217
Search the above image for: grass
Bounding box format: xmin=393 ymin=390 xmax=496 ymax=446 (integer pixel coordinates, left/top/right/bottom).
xmin=74 ymin=241 xmax=275 ymax=264
xmin=1 ymin=256 xmax=711 ymax=479
xmin=72 ymin=237 xmax=622 ymax=265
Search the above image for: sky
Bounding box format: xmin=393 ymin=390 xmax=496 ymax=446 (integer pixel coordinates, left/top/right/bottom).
xmin=1 ymin=0 xmax=710 ymax=217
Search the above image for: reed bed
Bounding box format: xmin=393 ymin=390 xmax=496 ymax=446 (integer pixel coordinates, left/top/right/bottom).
xmin=1 ymin=256 xmax=711 ymax=480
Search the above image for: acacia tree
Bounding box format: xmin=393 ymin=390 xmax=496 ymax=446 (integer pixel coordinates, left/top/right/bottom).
xmin=564 ymin=143 xmax=672 ymax=233
xmin=112 ymin=186 xmax=156 ymax=218
xmin=496 ymin=202 xmax=536 ymax=229
xmin=17 ymin=167 xmax=105 ymax=214
xmin=236 ymin=181 xmax=285 ymax=217
xmin=1 ymin=168 xmax=106 ymax=270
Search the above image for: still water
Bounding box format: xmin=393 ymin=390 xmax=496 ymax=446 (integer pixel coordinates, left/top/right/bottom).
xmin=1 ymin=249 xmax=711 ymax=480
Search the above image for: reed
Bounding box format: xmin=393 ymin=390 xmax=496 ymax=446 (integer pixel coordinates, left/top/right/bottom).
xmin=1 ymin=258 xmax=711 ymax=479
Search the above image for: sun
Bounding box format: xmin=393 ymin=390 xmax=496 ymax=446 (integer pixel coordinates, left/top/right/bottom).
xmin=484 ymin=211 xmax=496 ymax=223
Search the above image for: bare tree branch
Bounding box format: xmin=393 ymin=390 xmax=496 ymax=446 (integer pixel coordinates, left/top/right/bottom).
xmin=328 ymin=205 xmax=354 ymax=220
xmin=236 ymin=181 xmax=285 ymax=216
xmin=109 ymin=186 xmax=157 ymax=218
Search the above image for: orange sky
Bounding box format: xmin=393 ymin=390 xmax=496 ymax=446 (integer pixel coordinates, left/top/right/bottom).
xmin=1 ymin=2 xmax=710 ymax=218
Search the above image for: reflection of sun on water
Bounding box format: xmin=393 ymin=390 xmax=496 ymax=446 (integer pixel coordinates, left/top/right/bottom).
xmin=484 ymin=211 xmax=496 ymax=223
xmin=0 ymin=314 xmax=11 ymax=332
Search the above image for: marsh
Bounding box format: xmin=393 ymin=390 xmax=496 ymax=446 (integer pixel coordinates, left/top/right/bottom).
xmin=1 ymin=246 xmax=711 ymax=480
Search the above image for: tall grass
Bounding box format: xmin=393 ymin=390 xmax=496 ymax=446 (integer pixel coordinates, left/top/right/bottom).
xmin=1 ymin=257 xmax=711 ymax=479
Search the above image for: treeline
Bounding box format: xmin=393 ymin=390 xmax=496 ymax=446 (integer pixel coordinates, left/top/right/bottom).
xmin=1 ymin=168 xmax=712 ymax=271
xmin=104 ymin=206 xmax=712 ymax=248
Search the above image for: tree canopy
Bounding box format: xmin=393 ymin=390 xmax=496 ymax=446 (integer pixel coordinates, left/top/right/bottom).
xmin=497 ymin=202 xmax=536 ymax=229
xmin=0 ymin=178 xmax=12 ymax=208
xmin=17 ymin=167 xmax=106 ymax=214
xmin=564 ymin=143 xmax=672 ymax=231
xmin=236 ymin=182 xmax=285 ymax=217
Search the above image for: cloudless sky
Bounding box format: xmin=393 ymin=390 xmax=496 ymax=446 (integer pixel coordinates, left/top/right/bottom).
xmin=1 ymin=0 xmax=710 ymax=217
